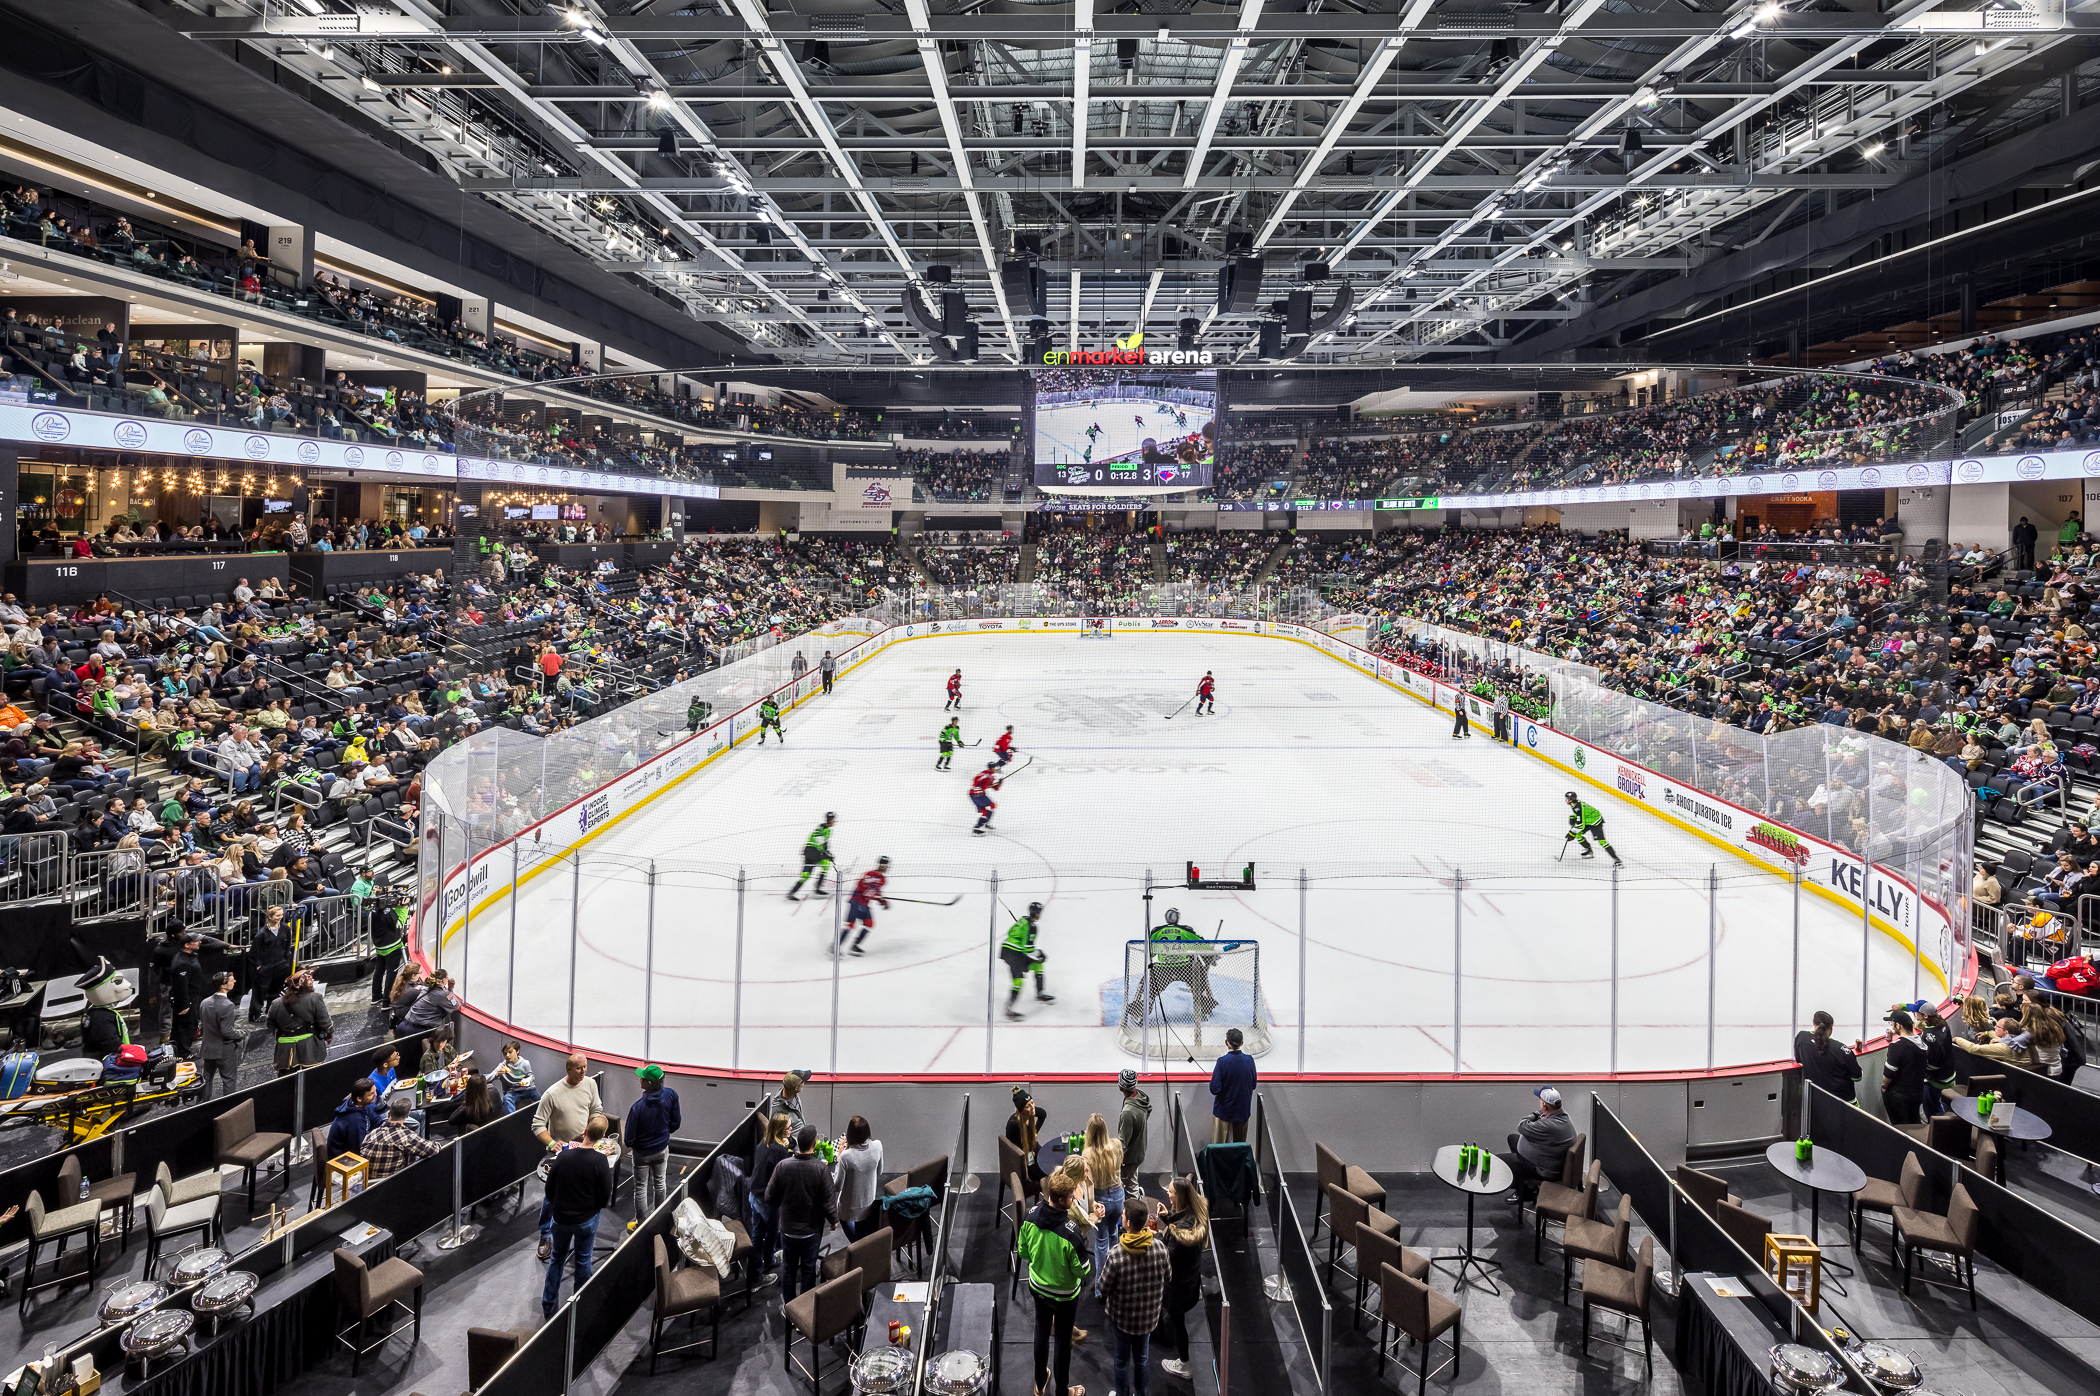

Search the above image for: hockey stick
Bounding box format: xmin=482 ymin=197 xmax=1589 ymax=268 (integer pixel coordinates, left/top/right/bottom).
xmin=886 ymin=894 xmax=964 ymax=907
xmin=1162 ymin=695 xmax=1195 ymax=721
xmin=998 ymin=755 xmax=1035 ymax=781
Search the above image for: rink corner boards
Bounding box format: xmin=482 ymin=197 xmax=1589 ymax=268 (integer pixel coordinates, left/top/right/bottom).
xmin=1296 ymin=630 xmax=1961 ymax=1006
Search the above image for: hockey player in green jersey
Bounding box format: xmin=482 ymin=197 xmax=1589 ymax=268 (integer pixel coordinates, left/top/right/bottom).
xmin=936 ymin=718 xmax=962 ymax=771
xmin=787 ymin=813 xmax=837 ymax=899
xmin=758 ymin=696 xmax=784 ymax=744
xmin=1563 ymin=791 xmax=1622 ymax=864
xmin=1001 ymin=902 xmax=1056 ymax=1019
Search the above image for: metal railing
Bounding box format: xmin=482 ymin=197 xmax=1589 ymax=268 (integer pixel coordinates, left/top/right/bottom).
xmin=68 ymin=847 xmax=157 ymax=925
xmin=292 ymin=891 xmax=375 ymax=968
xmin=0 ymin=831 xmax=70 ymax=906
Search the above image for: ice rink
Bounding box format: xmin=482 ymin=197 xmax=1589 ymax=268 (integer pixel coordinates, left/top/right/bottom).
xmin=453 ymin=632 xmax=1927 ymax=1077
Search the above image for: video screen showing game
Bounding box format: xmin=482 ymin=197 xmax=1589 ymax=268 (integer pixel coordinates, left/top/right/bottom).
xmin=1033 ymin=370 xmax=1216 ymax=489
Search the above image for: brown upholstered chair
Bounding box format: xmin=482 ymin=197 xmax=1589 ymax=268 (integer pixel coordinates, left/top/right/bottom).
xmin=881 ymin=1156 xmax=946 ymax=1274
xmin=466 ymin=1325 xmax=534 ymax=1389
xmin=1536 ymin=1159 xmax=1600 ymax=1264
xmin=1323 ymin=1183 xmax=1371 ymax=1289
xmin=215 ymin=1097 xmax=294 ymax=1210
xmin=998 ymin=1135 xmax=1033 ymax=1209
xmin=784 ymin=1266 xmax=863 ymax=1394
xmin=1925 ymin=1114 xmax=1972 ymax=1162
xmin=1581 ymin=1235 xmax=1654 ymax=1373
xmin=307 ymin=1126 xmax=332 ymax=1209
xmin=649 ymin=1234 xmax=723 ymax=1371
xmin=1314 ymin=1142 xmax=1386 ymax=1240
xmin=19 ymin=1190 xmax=101 ymax=1315
xmin=154 ymin=1159 xmax=220 ymax=1209
xmin=821 ymin=1225 xmax=894 ymax=1312
xmin=1376 ymin=1261 xmax=1462 ymax=1395
xmin=1713 ymin=1198 xmax=1772 ymax=1260
xmin=333 ymin=1247 xmax=425 ymax=1376
xmin=1972 ymin=1131 xmax=2002 ymax=1186
xmin=1672 ymin=1164 xmax=1737 ymax=1219
xmin=1352 ymin=1217 xmax=1430 ymax=1332
xmin=1005 ymin=1171 xmax=1027 ymax=1297
xmin=1561 ymin=1195 xmax=1630 ymax=1304
xmin=56 ymin=1152 xmax=135 ymax=1252
xmin=1850 ymin=1152 xmax=1924 ymax=1252
xmin=1894 ymin=1183 xmax=1982 ymax=1309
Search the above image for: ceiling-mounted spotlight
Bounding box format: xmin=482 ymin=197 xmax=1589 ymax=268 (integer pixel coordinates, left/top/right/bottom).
xmin=1013 ymin=106 xmax=1025 ymax=135
xmin=910 ymin=152 xmax=920 ymax=175
xmin=1345 ymin=154 xmax=1355 ymax=175
xmin=657 ymin=129 xmax=679 ymax=157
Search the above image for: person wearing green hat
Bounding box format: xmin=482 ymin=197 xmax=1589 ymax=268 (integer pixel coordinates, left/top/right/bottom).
xmin=625 ymin=1064 xmax=682 ymax=1224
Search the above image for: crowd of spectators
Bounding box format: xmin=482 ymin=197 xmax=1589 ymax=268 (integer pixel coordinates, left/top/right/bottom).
xmin=1029 ymin=519 xmax=1155 ymax=614
xmin=917 ymin=538 xmax=1019 ymax=589
xmin=898 ymin=447 xmax=1005 ymax=502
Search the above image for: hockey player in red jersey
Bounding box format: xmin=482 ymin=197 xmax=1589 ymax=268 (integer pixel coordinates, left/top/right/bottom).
xmin=969 ymin=763 xmax=1002 ymax=834
xmin=992 ymin=725 xmax=1016 ymax=767
xmin=945 ymin=670 xmax=963 ymax=711
xmin=1196 ymin=671 xmax=1216 ymax=715
xmin=840 ymin=856 xmax=892 ymax=956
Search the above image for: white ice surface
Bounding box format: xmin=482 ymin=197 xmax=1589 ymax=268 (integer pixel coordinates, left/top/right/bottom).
xmin=455 ymin=632 xmax=1925 ymax=1077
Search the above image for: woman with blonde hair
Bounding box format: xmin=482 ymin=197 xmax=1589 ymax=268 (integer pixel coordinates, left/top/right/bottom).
xmin=2024 ymin=1001 xmax=2068 ymax=1077
xmin=1082 ymin=1111 xmax=1125 ymax=1297
xmin=1959 ymin=994 xmax=1993 ymax=1041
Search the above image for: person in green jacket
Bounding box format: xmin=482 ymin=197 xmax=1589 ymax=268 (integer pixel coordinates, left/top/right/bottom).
xmin=1563 ymin=791 xmax=1623 ymax=864
xmin=1001 ymin=902 xmax=1056 ymax=1019
xmin=787 ymin=813 xmax=836 ymax=901
xmin=685 ymin=695 xmax=711 ymax=733
xmin=2060 ymin=511 xmax=2085 ymax=549
xmin=936 ymin=718 xmax=962 ymax=771
xmin=1018 ymin=1171 xmax=1095 ymax=1396
xmin=758 ymin=695 xmax=783 ymax=744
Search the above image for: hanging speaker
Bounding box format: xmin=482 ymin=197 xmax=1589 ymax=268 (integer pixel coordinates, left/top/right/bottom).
xmin=1258 ymin=321 xmax=1285 ymax=359
xmin=926 ymin=264 xmax=954 ymax=284
xmin=1285 ymin=289 xmax=1313 ymax=337
xmin=1217 ymin=255 xmax=1264 ymax=313
xmin=941 ymin=291 xmax=970 ymax=336
xmin=946 ymin=324 xmax=980 ymax=362
xmin=1178 ymin=316 xmax=1200 ymax=352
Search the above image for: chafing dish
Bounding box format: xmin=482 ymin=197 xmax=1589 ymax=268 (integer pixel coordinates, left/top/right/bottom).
xmin=99 ymin=1277 xmax=169 ymax=1325
xmin=121 ymin=1308 xmax=195 ymax=1378
xmin=191 ymin=1269 xmax=260 ymax=1334
xmin=1770 ymin=1343 xmax=1845 ymax=1394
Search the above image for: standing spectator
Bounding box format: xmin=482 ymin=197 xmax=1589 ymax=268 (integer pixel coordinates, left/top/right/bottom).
xmin=2013 ymin=516 xmax=2039 ymax=571
xmin=166 ymin=931 xmax=207 ymax=1058
xmin=1116 ymin=1068 xmax=1151 ymax=1194
xmin=832 ymin=1114 xmax=884 ymax=1242
xmin=266 ymin=971 xmax=331 ymax=1075
xmin=1207 ymin=1028 xmax=1255 ymax=1144
xmin=1082 ymin=1113 xmax=1125 ymax=1296
xmin=625 ymin=1064 xmax=682 ymax=1224
xmin=195 ymin=971 xmax=242 ymax=1097
xmin=1793 ymin=1010 xmax=1863 ymax=1103
xmin=1918 ymin=1008 xmax=1958 ymax=1115
xmin=541 ymin=1114 xmax=614 ymax=1318
xmin=747 ymin=1112 xmax=794 ymax=1286
xmin=1101 ymin=1196 xmax=1169 ymax=1396
xmin=1880 ymin=1009 xmax=1928 ymax=1124
xmin=766 ymin=1070 xmax=808 ymax=1136
xmin=1019 ymin=1170 xmax=1092 ymax=1396
xmin=531 ymin=1054 xmax=605 ymax=1260
xmin=248 ymin=905 xmax=291 ymax=1023
xmin=1155 ymin=1176 xmax=1209 ymax=1380
xmin=766 ymin=1124 xmax=839 ymax=1303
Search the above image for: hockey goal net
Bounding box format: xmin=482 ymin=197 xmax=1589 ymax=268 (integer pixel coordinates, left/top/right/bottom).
xmin=1079 ymin=616 xmax=1113 ymax=638
xmin=1117 ymin=939 xmax=1273 ymax=1058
